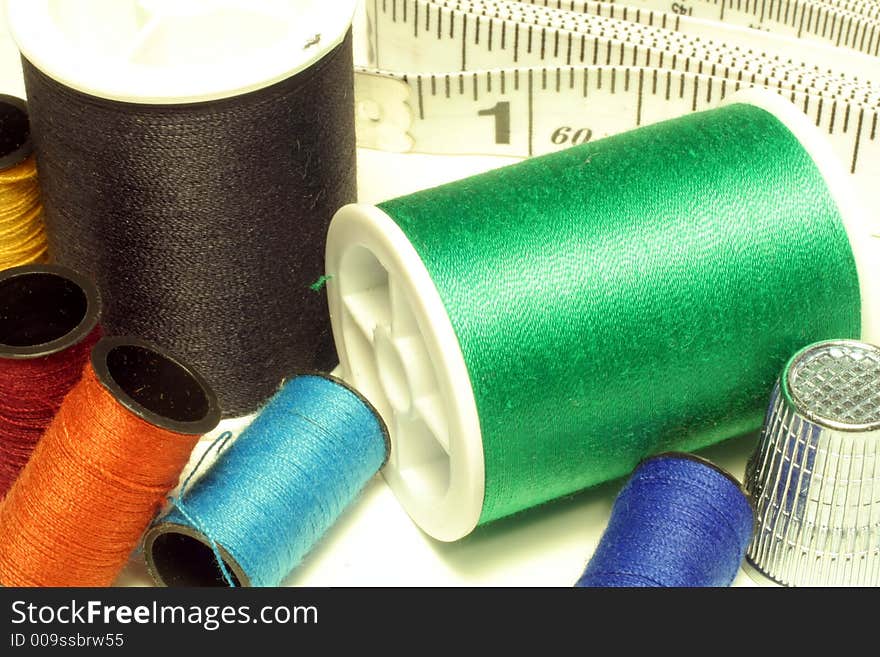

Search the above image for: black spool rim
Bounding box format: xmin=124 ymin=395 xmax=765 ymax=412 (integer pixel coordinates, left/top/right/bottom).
xmin=0 ymin=263 xmax=101 ymax=360
xmin=291 ymin=370 xmax=393 ymax=467
xmin=0 ymin=94 xmax=32 ymax=171
xmin=91 ymin=336 xmax=221 ymax=436
xmin=143 ymin=522 xmax=250 ymax=588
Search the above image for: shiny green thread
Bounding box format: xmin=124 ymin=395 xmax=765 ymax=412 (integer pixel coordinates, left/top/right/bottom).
xmin=379 ymin=104 xmax=861 ymax=524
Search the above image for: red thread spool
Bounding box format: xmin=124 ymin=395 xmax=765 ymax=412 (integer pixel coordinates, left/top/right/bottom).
xmin=0 ymin=264 xmax=101 ymax=497
xmin=0 ymin=336 xmax=220 ymax=586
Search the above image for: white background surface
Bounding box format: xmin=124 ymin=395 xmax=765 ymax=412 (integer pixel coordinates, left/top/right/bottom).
xmin=0 ymin=4 xmax=760 ymax=587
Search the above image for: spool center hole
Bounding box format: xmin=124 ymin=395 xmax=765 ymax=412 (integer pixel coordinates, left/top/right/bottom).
xmin=150 ymin=532 xmax=241 ymax=587
xmin=0 ymin=100 xmax=28 ymax=161
xmin=105 ymin=345 xmax=210 ymax=423
xmin=0 ymin=272 xmax=87 ymax=348
xmin=375 ymin=331 xmax=412 ymax=414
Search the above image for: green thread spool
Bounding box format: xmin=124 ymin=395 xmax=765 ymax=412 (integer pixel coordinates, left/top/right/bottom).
xmin=326 ymin=93 xmax=880 ymax=541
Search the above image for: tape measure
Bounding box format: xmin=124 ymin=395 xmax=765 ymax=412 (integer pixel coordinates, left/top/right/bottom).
xmin=353 ymin=0 xmax=880 ymax=225
xmin=536 ymin=0 xmax=880 ymax=54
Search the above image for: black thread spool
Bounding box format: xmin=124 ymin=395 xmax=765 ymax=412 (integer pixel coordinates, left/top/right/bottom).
xmin=7 ymin=2 xmax=359 ymax=416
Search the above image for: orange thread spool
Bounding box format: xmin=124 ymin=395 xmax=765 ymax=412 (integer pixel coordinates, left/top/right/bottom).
xmin=0 ymin=336 xmax=220 ymax=586
xmin=0 ymin=96 xmax=47 ymax=270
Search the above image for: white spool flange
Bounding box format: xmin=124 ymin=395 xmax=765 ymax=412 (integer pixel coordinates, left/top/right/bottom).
xmin=6 ymin=0 xmax=357 ymax=103
xmin=326 ymin=90 xmax=880 ymax=542
xmin=326 ymin=204 xmax=485 ymax=542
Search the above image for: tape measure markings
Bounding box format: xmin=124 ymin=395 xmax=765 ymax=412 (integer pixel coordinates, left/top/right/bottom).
xmin=357 ymin=65 xmax=878 ymax=182
xmin=355 ymin=0 xmax=880 ymax=224
xmin=523 ymin=0 xmax=880 ymax=55
xmin=830 ymin=0 xmax=880 ymax=22
xmin=368 ymin=1 xmax=880 ymax=96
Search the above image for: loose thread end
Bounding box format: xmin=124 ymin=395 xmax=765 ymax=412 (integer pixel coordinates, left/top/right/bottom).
xmin=309 ymin=274 xmax=333 ymax=292
xmin=164 ymin=430 xmax=237 ymax=587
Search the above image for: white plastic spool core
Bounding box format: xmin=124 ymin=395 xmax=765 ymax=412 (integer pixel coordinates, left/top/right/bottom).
xmin=327 ymin=92 xmax=879 ymax=543
xmin=326 ymin=205 xmax=485 ymax=542
xmin=6 ymin=0 xmax=357 ymax=104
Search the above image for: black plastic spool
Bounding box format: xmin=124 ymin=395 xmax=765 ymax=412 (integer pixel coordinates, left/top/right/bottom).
xmin=0 ymin=263 xmax=101 ymax=360
xmin=144 ymin=371 xmax=390 ymax=587
xmin=90 ymin=336 xmax=221 ymax=436
xmin=0 ymin=95 xmax=32 ymax=171
xmin=145 ymin=524 xmax=248 ymax=588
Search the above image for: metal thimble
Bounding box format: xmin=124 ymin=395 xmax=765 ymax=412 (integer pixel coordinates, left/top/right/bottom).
xmin=745 ymin=339 xmax=880 ymax=586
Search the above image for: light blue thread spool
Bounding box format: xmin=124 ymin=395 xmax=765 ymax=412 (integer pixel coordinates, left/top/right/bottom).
xmin=144 ymin=373 xmax=389 ymax=587
xmin=576 ymin=453 xmax=755 ymax=587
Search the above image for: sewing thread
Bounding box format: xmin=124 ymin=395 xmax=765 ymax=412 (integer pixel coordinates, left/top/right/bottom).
xmin=0 ymin=337 xmax=219 ymax=586
xmin=144 ymin=374 xmax=389 ymax=587
xmin=369 ymin=101 xmax=862 ymax=527
xmin=0 ymin=264 xmax=100 ymax=498
xmin=21 ymin=33 xmax=357 ymax=417
xmin=576 ymin=453 xmax=755 ymax=587
xmin=0 ymin=96 xmax=46 ymax=270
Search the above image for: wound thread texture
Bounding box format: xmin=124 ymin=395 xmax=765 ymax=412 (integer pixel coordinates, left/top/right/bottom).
xmin=576 ymin=454 xmax=754 ymax=587
xmin=0 ymin=325 xmax=100 ymax=497
xmin=378 ymin=103 xmax=862 ymax=524
xmin=0 ymin=364 xmax=202 ymax=587
xmin=0 ymin=156 xmax=47 ymax=270
xmin=146 ymin=374 xmax=388 ymax=588
xmin=21 ymin=32 xmax=357 ymax=417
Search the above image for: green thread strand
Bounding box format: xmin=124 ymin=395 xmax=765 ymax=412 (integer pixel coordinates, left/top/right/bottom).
xmin=379 ymin=104 xmax=862 ymax=524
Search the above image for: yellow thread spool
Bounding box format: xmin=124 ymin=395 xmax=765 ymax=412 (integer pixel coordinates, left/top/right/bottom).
xmin=0 ymin=95 xmax=46 ymax=270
